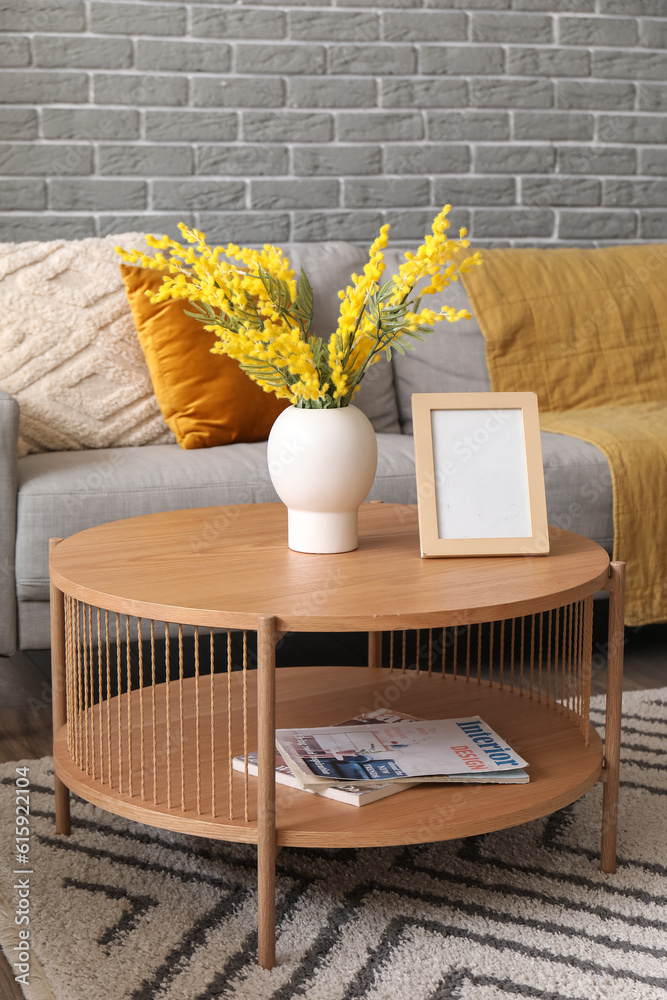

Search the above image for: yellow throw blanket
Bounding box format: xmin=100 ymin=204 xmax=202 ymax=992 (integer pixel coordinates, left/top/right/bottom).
xmin=462 ymin=245 xmax=667 ymax=626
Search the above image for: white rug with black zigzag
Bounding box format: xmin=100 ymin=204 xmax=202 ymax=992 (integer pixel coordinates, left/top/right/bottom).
xmin=0 ymin=688 xmax=665 ymax=1000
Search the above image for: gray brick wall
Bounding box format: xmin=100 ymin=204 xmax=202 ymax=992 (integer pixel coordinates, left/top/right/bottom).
xmin=1 ymin=1 xmax=667 ymax=246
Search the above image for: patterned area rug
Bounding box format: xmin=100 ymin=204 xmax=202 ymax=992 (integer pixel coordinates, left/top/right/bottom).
xmin=0 ymin=688 xmax=665 ymax=1000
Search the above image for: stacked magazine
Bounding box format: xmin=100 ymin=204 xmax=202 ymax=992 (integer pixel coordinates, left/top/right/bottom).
xmin=232 ymin=709 xmax=529 ymax=808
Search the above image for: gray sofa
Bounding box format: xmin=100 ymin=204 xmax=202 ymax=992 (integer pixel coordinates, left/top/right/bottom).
xmin=0 ymin=240 xmax=613 ymax=654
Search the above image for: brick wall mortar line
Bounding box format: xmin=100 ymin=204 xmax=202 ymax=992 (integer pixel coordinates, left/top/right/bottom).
xmin=4 ymin=136 xmax=667 ymax=148
xmin=21 ymin=32 xmax=663 ymax=55
xmin=7 ymin=65 xmax=667 ymax=83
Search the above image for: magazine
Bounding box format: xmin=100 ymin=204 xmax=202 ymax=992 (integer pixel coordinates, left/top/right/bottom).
xmin=232 ymin=709 xmax=422 ymax=807
xmin=234 ymin=710 xmax=529 ymax=804
xmin=232 ymin=749 xmax=414 ymax=806
xmin=275 ymin=716 xmax=529 ymax=791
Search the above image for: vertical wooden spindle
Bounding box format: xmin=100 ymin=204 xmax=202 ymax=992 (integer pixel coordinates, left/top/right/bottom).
xmin=105 ymin=611 xmax=112 ymax=787
xmin=96 ymin=607 xmax=104 ymax=784
xmin=89 ymin=605 xmax=95 ymax=779
xmin=577 ymin=601 xmax=586 ymax=728
xmin=138 ymin=618 xmax=145 ymax=802
xmin=76 ymin=600 xmax=83 ymax=766
xmin=150 ymin=619 xmax=157 ymax=804
xmin=125 ymin=616 xmax=132 ymax=796
xmin=567 ymin=603 xmax=574 ymax=717
xmin=179 ymin=624 xmax=185 ymax=812
xmin=194 ymin=626 xmax=201 ymax=816
xmin=546 ymin=610 xmax=553 ymax=708
xmin=559 ymin=606 xmax=566 ymax=713
xmin=537 ymin=612 xmax=544 ymax=704
xmin=64 ymin=596 xmax=72 ymax=757
xmin=488 ymin=621 xmax=494 ymax=687
xmin=553 ymin=607 xmax=560 ymax=710
xmin=82 ymin=605 xmax=90 ymax=774
xmin=452 ymin=627 xmax=459 ymax=680
xmin=581 ymin=596 xmax=594 ymax=745
xmin=529 ymin=614 xmax=535 ymax=700
xmin=165 ymin=622 xmax=171 ymax=809
xmin=227 ymin=628 xmax=234 ymax=821
xmin=499 ymin=619 xmax=505 ymax=690
xmin=210 ymin=628 xmax=216 ymax=819
xmin=116 ymin=613 xmax=123 ymax=794
xmin=243 ymin=629 xmax=249 ymax=823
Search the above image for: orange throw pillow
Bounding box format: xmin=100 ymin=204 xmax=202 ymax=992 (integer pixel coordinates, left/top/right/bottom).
xmin=120 ymin=264 xmax=289 ymax=449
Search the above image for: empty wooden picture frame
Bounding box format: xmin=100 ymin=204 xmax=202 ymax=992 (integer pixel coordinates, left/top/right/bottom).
xmin=412 ymin=392 xmax=550 ymax=557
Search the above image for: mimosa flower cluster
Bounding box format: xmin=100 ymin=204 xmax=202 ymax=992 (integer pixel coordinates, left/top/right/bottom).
xmin=117 ymin=207 xmax=482 ymax=408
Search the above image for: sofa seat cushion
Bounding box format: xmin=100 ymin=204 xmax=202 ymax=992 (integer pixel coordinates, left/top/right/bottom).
xmin=15 ymin=433 xmax=417 ymax=602
xmin=540 ymin=431 xmax=613 ymax=554
xmin=16 ymin=429 xmax=612 ymax=605
xmin=16 ymin=442 xmax=278 ymax=602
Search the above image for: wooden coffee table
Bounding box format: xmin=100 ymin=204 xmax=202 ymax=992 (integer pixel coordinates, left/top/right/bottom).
xmin=49 ymin=503 xmax=624 ymax=969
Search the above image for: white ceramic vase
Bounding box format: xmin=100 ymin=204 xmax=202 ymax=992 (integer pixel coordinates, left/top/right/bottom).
xmin=267 ymin=404 xmax=378 ymax=553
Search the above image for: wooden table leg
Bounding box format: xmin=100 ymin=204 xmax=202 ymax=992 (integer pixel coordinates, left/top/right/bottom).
xmin=600 ymin=561 xmax=625 ymax=874
xmin=368 ymin=631 xmax=382 ymax=668
xmin=49 ymin=538 xmax=71 ymax=837
xmin=257 ymin=615 xmax=277 ymax=969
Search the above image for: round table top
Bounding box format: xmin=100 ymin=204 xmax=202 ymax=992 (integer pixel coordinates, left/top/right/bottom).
xmin=50 ymin=503 xmax=611 ymax=631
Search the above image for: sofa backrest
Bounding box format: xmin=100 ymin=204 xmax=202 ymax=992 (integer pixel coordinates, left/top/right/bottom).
xmin=284 ymin=243 xmax=492 ymax=438
xmin=1 ymin=234 xmax=490 ymax=452
xmin=382 ymin=250 xmax=491 ymax=435
xmin=278 ymin=242 xmax=401 ymax=435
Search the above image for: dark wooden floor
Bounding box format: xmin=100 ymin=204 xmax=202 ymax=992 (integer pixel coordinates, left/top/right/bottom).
xmin=0 ymin=625 xmax=665 ymax=1000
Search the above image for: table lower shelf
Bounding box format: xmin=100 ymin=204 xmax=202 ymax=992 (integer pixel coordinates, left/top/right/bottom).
xmin=54 ymin=666 xmax=603 ymax=849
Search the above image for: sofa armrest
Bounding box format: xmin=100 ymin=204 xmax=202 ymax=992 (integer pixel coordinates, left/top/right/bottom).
xmin=0 ymin=388 xmax=19 ymax=655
